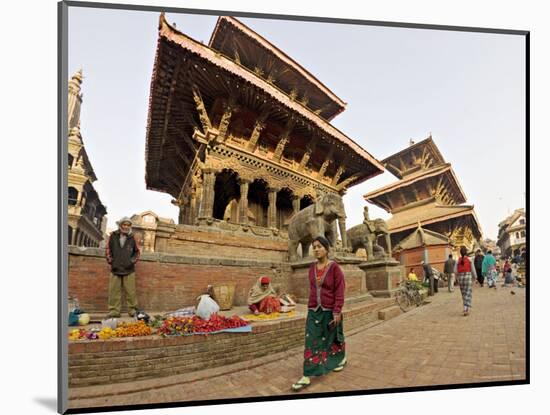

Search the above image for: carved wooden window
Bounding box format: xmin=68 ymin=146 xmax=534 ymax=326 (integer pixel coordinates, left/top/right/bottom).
xmin=68 ymin=187 xmax=78 ymax=206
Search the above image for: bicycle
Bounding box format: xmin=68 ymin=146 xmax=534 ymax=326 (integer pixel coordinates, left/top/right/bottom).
xmin=396 ymin=280 xmax=423 ymax=312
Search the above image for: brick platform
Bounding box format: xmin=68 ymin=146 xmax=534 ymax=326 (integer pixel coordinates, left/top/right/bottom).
xmin=68 ymin=298 xmax=397 ymax=387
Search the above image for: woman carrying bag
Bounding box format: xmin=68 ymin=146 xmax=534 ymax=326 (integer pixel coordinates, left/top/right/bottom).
xmin=292 ymin=235 xmax=346 ymax=391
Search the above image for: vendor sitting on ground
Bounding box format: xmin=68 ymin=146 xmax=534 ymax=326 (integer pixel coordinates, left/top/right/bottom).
xmin=407 ymin=268 xmax=419 ymax=281
xmin=247 ymin=276 xmax=280 ymax=315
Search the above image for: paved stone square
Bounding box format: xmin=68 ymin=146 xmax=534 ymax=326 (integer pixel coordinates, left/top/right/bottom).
xmin=69 ymin=283 xmax=526 ymax=409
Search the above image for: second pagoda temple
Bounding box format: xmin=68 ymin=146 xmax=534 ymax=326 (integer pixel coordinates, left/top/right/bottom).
xmin=364 ymin=136 xmax=482 ymax=253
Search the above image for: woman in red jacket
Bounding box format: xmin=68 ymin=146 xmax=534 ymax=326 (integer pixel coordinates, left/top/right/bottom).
xmin=291 ymin=235 xmax=346 ymax=391
xmin=457 ymin=246 xmax=474 ymax=316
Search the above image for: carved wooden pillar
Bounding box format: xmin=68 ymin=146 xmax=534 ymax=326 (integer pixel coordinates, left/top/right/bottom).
xmin=177 ymin=201 xmax=185 ymax=225
xmin=199 ymin=169 xmax=217 ymax=219
xmin=292 ymin=195 xmax=301 ymax=215
xmin=267 ymin=187 xmax=279 ymax=228
xmin=238 ymin=178 xmax=251 ymax=225
xmin=178 ymin=197 xmax=191 ymax=225
xmin=70 ymin=227 xmax=77 ymax=245
xmin=188 ymin=190 xmax=197 ymax=225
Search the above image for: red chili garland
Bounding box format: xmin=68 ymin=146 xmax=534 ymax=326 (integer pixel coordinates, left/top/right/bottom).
xmin=158 ymin=314 xmax=248 ymax=336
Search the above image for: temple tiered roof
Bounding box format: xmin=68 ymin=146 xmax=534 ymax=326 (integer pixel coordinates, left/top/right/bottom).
xmin=145 ymin=14 xmax=384 ymax=199
xmin=363 ymin=135 xmax=482 ymax=249
xmin=208 ymin=16 xmax=347 ymax=121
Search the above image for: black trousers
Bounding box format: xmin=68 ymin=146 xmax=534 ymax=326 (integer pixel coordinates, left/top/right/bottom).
xmin=476 ymin=268 xmax=484 ymax=285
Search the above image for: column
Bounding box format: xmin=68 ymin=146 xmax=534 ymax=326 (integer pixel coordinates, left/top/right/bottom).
xmin=238 ymin=178 xmax=251 ymax=225
xmin=188 ymin=191 xmax=197 ymax=225
xmin=69 ymin=226 xmax=76 ymax=245
xmin=292 ymin=195 xmax=301 ymax=215
xmin=178 ymin=197 xmax=189 ymax=225
xmin=267 ymin=188 xmax=279 ymax=228
xmin=198 ymin=169 xmax=217 ymax=219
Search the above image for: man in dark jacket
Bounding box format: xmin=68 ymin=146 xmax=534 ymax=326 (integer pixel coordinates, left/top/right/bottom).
xmin=105 ymin=217 xmax=141 ymax=318
xmin=474 ymin=250 xmax=485 ymax=287
xmin=422 ymin=260 xmax=438 ymax=295
xmin=444 ymin=254 xmax=456 ymax=292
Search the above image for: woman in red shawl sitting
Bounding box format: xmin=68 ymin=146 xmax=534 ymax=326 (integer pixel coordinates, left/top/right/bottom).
xmin=247 ymin=276 xmax=281 ymax=315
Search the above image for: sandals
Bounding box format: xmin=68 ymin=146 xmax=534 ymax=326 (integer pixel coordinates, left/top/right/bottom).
xmin=291 ymin=376 xmax=311 ymax=391
xmin=333 ymin=357 xmax=347 ymax=372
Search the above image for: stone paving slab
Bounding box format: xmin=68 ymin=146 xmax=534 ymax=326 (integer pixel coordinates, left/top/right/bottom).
xmin=68 ymin=283 xmax=526 ymax=409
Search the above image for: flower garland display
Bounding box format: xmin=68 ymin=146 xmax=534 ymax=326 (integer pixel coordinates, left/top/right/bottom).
xmin=158 ymin=314 xmax=248 ymax=336
xmin=69 ymin=320 xmax=153 ymax=341
xmin=68 ymin=314 xmax=249 ymax=341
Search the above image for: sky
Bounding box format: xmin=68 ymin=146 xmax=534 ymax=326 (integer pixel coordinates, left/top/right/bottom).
xmin=68 ymin=6 xmax=526 ymax=239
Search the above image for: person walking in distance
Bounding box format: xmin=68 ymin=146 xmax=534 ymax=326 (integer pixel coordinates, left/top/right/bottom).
xmin=474 ymin=249 xmax=485 ymax=287
xmin=105 ymin=217 xmax=141 ymax=318
xmin=457 ymin=246 xmax=474 ymax=316
xmin=422 ymin=260 xmax=438 ymax=295
xmin=444 ymin=254 xmax=456 ymax=292
xmin=482 ymin=250 xmax=498 ymax=289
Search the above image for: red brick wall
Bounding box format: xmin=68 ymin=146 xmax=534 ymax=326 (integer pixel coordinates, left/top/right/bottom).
xmin=69 ymin=248 xmax=289 ymax=313
xmin=158 ymin=225 xmax=289 ymax=263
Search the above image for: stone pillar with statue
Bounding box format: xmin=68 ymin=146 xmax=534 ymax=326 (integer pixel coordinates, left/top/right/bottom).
xmin=347 ymin=205 xmax=403 ymax=297
xmin=287 ymin=193 xmax=373 ymax=304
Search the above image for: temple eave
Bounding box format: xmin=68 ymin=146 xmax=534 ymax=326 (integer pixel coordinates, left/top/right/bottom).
xmin=152 ymin=17 xmax=383 ymax=172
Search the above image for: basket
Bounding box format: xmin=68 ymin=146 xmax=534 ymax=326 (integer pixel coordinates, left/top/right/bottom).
xmin=211 ymin=284 xmax=236 ymax=310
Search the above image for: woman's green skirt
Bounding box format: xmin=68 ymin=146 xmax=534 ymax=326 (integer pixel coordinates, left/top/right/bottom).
xmin=302 ymin=308 xmax=346 ymax=377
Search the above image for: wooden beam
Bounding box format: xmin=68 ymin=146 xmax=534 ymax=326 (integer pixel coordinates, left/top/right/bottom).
xmin=247 ymin=109 xmax=269 ymax=151
xmin=299 ymin=136 xmax=318 ymax=171
xmin=191 ymin=84 xmax=212 ymax=133
xmin=337 ymin=172 xmax=361 ymax=190
xmin=273 ymin=118 xmax=295 ymax=161
xmin=318 ymin=145 xmax=334 ymax=178
xmin=218 ymin=97 xmax=237 ymax=141
xmin=331 ymin=165 xmax=346 ymax=186
xmin=385 ymin=161 xmax=403 ymax=177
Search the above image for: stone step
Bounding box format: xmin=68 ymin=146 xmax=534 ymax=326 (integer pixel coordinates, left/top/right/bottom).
xmin=378 ymin=305 xmax=402 ymax=321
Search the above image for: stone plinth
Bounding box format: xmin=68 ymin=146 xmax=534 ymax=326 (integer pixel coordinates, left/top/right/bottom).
xmin=289 ymin=253 xmax=373 ymax=304
xmin=358 ymin=259 xmax=404 ymax=298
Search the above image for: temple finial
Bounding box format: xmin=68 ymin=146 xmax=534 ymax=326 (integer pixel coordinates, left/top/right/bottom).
xmin=69 ymin=69 xmax=83 ymax=93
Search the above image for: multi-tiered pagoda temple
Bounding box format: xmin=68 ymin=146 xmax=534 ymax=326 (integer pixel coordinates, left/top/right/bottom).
xmin=364 ymin=136 xmax=482 ymax=253
xmin=145 ymin=14 xmax=384 ymax=234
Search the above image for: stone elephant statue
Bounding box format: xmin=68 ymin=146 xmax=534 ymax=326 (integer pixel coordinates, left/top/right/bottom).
xmin=346 ymin=219 xmax=392 ymax=260
xmin=287 ymin=193 xmax=347 ymax=261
